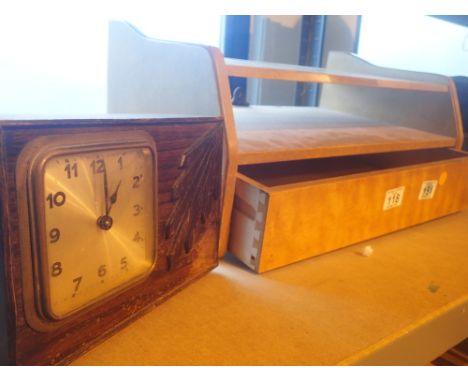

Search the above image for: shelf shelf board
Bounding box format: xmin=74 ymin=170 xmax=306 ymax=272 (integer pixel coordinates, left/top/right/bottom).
xmin=235 ymin=106 xmax=456 ymax=165
xmin=225 ymin=58 xmax=449 ymax=93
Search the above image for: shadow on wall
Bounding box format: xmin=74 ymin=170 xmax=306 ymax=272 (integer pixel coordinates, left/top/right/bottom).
xmin=453 ymin=76 xmax=468 ymax=150
xmin=246 ymin=15 xmax=360 ymax=107
xmin=321 ymin=15 xmax=359 ymax=67
xmin=247 ymin=15 xmax=303 ymax=106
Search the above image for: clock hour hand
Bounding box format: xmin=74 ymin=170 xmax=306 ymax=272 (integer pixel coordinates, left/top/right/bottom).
xmin=107 ymin=181 xmax=122 ymax=215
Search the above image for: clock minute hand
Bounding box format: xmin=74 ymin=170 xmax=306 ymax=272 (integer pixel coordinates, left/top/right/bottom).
xmin=103 ymin=161 xmax=110 ymax=216
xmin=107 ymin=181 xmax=122 ymax=216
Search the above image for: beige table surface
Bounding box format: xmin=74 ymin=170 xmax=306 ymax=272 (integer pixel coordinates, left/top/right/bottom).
xmin=73 ymin=210 xmax=468 ymax=365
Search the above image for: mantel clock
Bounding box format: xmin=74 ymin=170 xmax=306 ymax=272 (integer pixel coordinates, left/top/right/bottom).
xmin=0 ymin=116 xmax=224 ymax=365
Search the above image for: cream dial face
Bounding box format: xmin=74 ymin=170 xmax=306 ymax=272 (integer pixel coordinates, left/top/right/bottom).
xmin=36 ymin=144 xmax=156 ymax=319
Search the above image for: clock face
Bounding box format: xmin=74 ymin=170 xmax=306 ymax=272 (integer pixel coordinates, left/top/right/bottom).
xmin=25 ymin=134 xmax=157 ymax=321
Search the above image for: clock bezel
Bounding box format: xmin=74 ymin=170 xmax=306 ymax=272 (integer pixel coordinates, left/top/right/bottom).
xmin=16 ymin=131 xmax=158 ymax=332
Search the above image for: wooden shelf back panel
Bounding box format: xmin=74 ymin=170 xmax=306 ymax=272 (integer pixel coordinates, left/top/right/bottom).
xmin=225 ymin=58 xmax=449 ymax=93
xmin=319 ymin=51 xmax=462 ymax=147
xmin=235 ymin=107 xmax=456 ymax=165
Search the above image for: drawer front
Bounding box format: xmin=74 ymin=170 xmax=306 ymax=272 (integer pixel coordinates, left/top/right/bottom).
xmin=258 ymin=158 xmax=468 ymax=272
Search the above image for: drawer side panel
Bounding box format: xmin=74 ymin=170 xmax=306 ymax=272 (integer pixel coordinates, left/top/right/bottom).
xmin=229 ymin=179 xmax=268 ymax=271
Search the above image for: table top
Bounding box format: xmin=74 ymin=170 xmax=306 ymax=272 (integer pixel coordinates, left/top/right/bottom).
xmin=73 ymin=210 xmax=468 ymax=365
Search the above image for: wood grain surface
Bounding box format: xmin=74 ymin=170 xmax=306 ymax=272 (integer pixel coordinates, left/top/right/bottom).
xmin=232 ymin=149 xmax=468 ymax=272
xmin=234 ymin=107 xmax=456 ymax=165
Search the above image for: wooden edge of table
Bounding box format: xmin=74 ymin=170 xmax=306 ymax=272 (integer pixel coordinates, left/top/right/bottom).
xmin=339 ymin=294 xmax=468 ymax=365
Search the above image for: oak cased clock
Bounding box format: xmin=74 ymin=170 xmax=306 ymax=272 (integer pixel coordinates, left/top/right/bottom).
xmin=0 ymin=116 xmax=224 ymax=365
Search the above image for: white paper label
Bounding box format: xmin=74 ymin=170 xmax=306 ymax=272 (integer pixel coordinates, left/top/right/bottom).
xmin=383 ymin=186 xmax=405 ymax=210
xmin=419 ymin=180 xmax=438 ymax=200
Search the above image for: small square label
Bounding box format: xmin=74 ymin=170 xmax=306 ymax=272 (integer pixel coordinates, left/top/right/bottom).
xmin=383 ymin=186 xmax=405 ymax=211
xmin=419 ymin=180 xmax=438 ymax=200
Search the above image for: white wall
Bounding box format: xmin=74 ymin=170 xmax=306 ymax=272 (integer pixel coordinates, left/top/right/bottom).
xmin=358 ymin=15 xmax=468 ymax=76
xmin=0 ymin=2 xmax=221 ymax=115
xmin=247 ymin=15 xmax=303 ymax=105
xmin=322 ymin=15 xmax=359 ymax=66
xmin=0 ymin=8 xmax=108 ymax=115
xmin=247 ymin=15 xmax=360 ymax=106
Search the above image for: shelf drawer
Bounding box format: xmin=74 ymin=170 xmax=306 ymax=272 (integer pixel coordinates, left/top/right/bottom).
xmin=229 ymin=148 xmax=468 ymax=273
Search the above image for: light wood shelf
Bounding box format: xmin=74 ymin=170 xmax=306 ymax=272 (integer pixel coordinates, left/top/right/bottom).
xmin=225 ymin=58 xmax=449 ymax=93
xmin=235 ymin=106 xmax=456 ymax=165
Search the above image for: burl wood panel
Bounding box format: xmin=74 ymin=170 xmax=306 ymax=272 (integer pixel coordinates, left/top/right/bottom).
xmin=233 ymin=150 xmax=468 ymax=273
xmin=0 ymin=117 xmax=224 ymax=365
